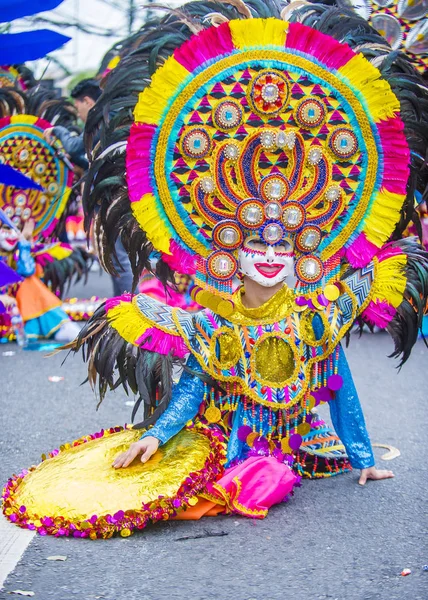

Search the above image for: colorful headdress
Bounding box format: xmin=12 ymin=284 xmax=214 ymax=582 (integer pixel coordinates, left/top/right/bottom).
xmin=84 ymin=1 xmax=428 ymax=305
xmin=0 ymin=87 xmax=77 ymax=239
xmin=127 ymin=17 xmax=410 ymax=295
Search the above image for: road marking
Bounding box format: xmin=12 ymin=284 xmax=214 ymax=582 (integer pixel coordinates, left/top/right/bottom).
xmin=0 ymin=513 xmax=34 ymax=589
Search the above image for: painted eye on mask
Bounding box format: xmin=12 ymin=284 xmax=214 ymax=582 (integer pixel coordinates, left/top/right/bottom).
xmin=243 ymin=236 xmax=294 ymax=255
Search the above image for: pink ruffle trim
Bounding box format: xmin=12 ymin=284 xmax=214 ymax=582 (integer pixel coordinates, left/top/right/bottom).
xmin=136 ymin=327 xmax=189 ymax=359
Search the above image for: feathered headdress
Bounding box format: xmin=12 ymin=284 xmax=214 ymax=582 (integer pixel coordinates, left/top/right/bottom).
xmin=0 ymin=85 xmax=77 ymax=239
xmin=83 ymin=0 xmax=428 ymax=309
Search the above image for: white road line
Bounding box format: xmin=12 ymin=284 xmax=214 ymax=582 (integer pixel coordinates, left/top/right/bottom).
xmin=0 ymin=513 xmax=34 ymax=589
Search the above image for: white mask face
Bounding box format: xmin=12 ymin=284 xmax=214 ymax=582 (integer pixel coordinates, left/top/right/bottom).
xmin=0 ymin=226 xmax=18 ymax=252
xmin=238 ymin=235 xmax=294 ymax=287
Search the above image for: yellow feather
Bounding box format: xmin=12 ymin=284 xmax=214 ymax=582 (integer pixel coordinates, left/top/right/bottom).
xmin=107 ymin=299 xmax=152 ymax=345
xmin=338 ymin=54 xmax=400 ymax=122
xmin=45 ymin=245 xmax=73 ymax=261
xmin=134 ymin=56 xmax=190 ymax=125
xmin=364 ymin=188 xmax=404 ymax=248
xmin=131 ymin=194 xmax=172 ymax=255
xmin=229 ymin=18 xmax=288 ymax=49
xmin=372 ymin=254 xmax=407 ymax=308
xmin=11 ymin=115 xmax=38 ymax=125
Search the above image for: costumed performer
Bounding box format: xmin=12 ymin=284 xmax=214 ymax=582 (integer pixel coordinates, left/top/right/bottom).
xmin=2 ymin=0 xmax=428 ymax=539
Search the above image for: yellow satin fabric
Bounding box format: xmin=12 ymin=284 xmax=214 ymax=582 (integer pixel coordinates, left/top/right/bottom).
xmin=14 ymin=429 xmax=211 ymax=522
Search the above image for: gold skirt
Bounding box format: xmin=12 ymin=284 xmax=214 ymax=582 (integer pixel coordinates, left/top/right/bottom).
xmin=2 ymin=425 xmax=225 ymax=539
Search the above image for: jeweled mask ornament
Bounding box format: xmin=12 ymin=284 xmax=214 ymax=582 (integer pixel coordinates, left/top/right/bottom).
xmin=126 ymin=17 xmax=409 ymax=312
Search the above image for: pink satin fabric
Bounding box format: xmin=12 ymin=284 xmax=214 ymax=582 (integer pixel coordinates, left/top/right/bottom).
xmin=207 ymin=456 xmax=298 ymax=518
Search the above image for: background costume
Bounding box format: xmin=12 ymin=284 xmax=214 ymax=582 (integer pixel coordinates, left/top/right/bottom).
xmin=3 ymin=0 xmax=428 ymax=538
xmin=0 ymin=84 xmax=94 ymax=340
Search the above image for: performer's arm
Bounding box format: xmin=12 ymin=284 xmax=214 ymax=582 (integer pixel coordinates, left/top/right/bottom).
xmin=113 ymin=354 xmax=204 ymax=468
xmin=140 ymin=354 xmax=204 ymax=445
xmin=16 ymin=240 xmax=36 ymax=277
xmin=328 ymin=346 xmax=375 ymax=469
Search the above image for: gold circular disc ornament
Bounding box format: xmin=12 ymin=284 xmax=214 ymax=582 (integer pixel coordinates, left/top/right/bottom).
xmin=324 ymin=283 xmax=340 ymax=301
xmin=306 ymin=395 xmax=317 ymax=410
xmin=204 ymin=406 xmax=222 ymax=423
xmin=246 ymin=432 xmax=259 ymax=447
xmin=297 ymin=422 xmax=311 ymax=437
xmin=281 ymin=438 xmax=292 ymax=453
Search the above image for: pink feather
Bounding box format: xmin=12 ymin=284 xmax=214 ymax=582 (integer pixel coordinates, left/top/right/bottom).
xmin=363 ymin=300 xmax=396 ymax=329
xmin=126 ymin=123 xmax=157 ymax=202
xmin=161 ymin=239 xmax=196 ymax=274
xmin=136 ymin=327 xmax=189 ymax=358
xmin=345 ymin=233 xmax=379 ymax=267
xmin=377 ymin=118 xmax=409 ymax=195
xmin=286 ymin=23 xmax=355 ymax=70
xmin=174 ymin=22 xmax=234 ymax=71
xmin=105 ymin=293 xmax=133 ymax=312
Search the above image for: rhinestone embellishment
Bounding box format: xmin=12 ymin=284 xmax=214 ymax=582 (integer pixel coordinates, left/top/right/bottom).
xmin=262 ymin=223 xmax=285 ymax=244
xmin=265 ymin=202 xmax=283 ymax=220
xmin=249 ymin=70 xmax=290 ymax=116
xmin=260 ymin=131 xmax=276 ymax=150
xmin=295 ymin=98 xmax=326 ymax=129
xmin=200 ymin=177 xmax=215 ymax=194
xmin=207 ymin=251 xmax=238 ymax=280
xmin=296 ymin=226 xmax=322 ymax=253
xmin=181 ymin=127 xmax=212 ymax=159
xmin=329 ymin=128 xmax=358 ymax=160
xmin=282 ymin=203 xmax=306 ymax=231
xmin=325 ymin=185 xmax=341 ymax=202
xmin=213 ymin=100 xmax=243 ymax=131
xmin=224 ymin=143 xmax=240 ymax=160
xmin=295 ymin=255 xmax=324 ymax=283
xmin=237 ymin=200 xmax=265 ymax=228
xmin=276 ymin=130 xmax=296 ymax=150
xmin=261 ymin=175 xmax=289 ymax=202
xmin=213 ymin=221 xmax=243 ymax=250
xmin=308 ymin=148 xmax=323 ymax=166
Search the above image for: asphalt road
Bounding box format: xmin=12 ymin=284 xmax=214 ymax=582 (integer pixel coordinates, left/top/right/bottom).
xmin=0 ymin=270 xmax=427 ymax=600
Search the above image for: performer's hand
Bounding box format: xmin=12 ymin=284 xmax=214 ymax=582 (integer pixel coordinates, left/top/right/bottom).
xmin=358 ymin=466 xmax=394 ymax=485
xmin=43 ymin=128 xmax=55 ymax=145
xmin=21 ymin=219 xmax=34 ymax=241
xmin=112 ymin=436 xmax=159 ymax=469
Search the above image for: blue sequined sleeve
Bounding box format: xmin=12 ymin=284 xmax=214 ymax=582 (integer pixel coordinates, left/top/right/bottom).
xmin=329 ymin=346 xmax=375 ymax=469
xmin=140 ymin=354 xmax=204 ymax=445
xmin=16 ymin=241 xmax=35 ymax=277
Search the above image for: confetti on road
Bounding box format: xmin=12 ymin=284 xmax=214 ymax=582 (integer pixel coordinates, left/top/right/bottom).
xmin=422 ymin=565 xmax=428 ymax=571
xmin=48 ymin=376 xmax=64 ymax=382
xmin=401 ymin=568 xmax=411 ymax=576
xmin=9 ymin=592 xmax=35 ymax=597
xmin=46 ymin=555 xmax=67 ymax=561
xmin=125 ymin=401 xmax=134 ymax=407
xmin=2 ymin=351 xmax=15 ymax=356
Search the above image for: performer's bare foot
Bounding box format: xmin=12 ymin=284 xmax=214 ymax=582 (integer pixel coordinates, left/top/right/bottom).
xmin=358 ymin=466 xmax=394 ymax=485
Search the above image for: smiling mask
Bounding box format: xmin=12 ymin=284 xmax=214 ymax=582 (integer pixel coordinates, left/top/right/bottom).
xmin=238 ymin=236 xmax=294 ymax=288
